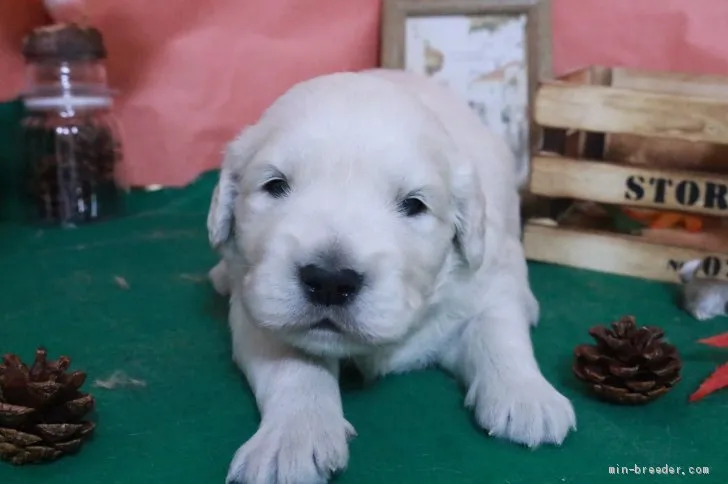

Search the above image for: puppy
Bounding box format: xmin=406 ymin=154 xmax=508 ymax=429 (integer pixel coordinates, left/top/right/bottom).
xmin=206 ymin=68 xmax=576 ymax=484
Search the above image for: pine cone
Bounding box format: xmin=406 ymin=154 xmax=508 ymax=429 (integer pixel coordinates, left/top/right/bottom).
xmin=573 ymin=315 xmax=682 ymax=404
xmin=0 ymin=348 xmax=95 ymax=465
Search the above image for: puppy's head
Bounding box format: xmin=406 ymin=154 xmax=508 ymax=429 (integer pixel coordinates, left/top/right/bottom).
xmin=208 ymin=73 xmax=485 ymax=357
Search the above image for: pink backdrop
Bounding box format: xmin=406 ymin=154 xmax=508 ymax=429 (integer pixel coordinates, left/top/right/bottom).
xmin=1 ymin=0 xmax=727 ymax=187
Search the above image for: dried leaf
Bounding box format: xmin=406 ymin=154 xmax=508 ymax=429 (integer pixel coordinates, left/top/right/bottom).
xmin=593 ymin=384 xmax=628 ymax=397
xmin=642 ymin=326 xmax=664 ymax=340
xmin=0 ymin=442 xmax=20 ymax=459
xmin=77 ymin=421 xmax=96 ymax=438
xmin=608 ymin=362 xmax=640 ymax=378
xmin=8 ymin=450 xmax=31 ymax=465
xmin=572 ymin=362 xmax=586 ymax=380
xmin=590 ymin=326 xmax=629 ymax=352
xmin=52 ymin=356 xmax=71 ymax=373
xmin=17 ymin=445 xmax=61 ymax=464
xmin=573 ymin=344 xmax=602 ymax=362
xmin=0 ymin=428 xmax=43 ymax=447
xmin=623 ymin=393 xmax=650 ymax=404
xmin=652 ymin=358 xmax=681 ymax=377
xmin=54 ymin=438 xmax=82 ymax=454
xmin=0 ymin=403 xmax=34 ymax=426
xmin=613 ymin=316 xmax=635 ymax=338
xmin=64 ymin=371 xmax=87 ymax=391
xmin=665 ymin=374 xmax=682 ymax=387
xmin=634 ymin=327 xmax=662 ymax=352
xmin=35 ymin=423 xmax=84 ymax=443
xmin=27 ymin=380 xmax=63 ymax=407
xmin=663 ymin=343 xmax=679 ymax=356
xmin=625 ymin=379 xmax=656 ymax=392
xmin=2 ymin=363 xmax=28 ymax=392
xmin=29 ymin=348 xmax=48 ymax=380
xmin=64 ymin=394 xmax=94 ymax=418
xmin=641 ymin=345 xmax=664 ymax=361
xmin=583 ymin=365 xmax=607 ymax=382
xmin=647 ymin=386 xmax=671 ymax=397
xmin=2 ymin=354 xmax=28 ymax=376
xmin=595 ymin=384 xmax=651 ymax=404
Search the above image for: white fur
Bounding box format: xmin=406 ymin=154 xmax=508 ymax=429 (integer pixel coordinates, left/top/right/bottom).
xmin=679 ymin=259 xmax=728 ymax=321
xmin=207 ymin=69 xmax=576 ymax=484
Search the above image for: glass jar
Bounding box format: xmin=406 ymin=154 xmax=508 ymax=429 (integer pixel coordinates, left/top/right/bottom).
xmin=20 ymin=24 xmax=124 ymax=227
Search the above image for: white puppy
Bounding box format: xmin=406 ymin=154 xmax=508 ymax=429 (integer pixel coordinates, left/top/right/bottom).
xmin=206 ymin=69 xmax=576 ymax=484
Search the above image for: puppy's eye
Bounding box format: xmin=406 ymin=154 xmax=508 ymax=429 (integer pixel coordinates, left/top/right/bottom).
xmin=399 ymin=197 xmax=427 ymax=217
xmin=262 ymin=178 xmax=290 ymax=198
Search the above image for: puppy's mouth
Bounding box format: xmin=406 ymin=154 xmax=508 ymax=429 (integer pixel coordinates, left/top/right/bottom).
xmin=310 ymin=318 xmax=343 ymax=333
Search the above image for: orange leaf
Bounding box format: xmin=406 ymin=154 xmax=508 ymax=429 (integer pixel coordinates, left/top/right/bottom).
xmin=689 ymin=363 xmax=728 ymax=402
xmin=648 ymin=213 xmax=683 ymax=229
xmin=684 ymin=216 xmax=704 ymax=232
xmin=698 ymin=333 xmax=728 ymax=348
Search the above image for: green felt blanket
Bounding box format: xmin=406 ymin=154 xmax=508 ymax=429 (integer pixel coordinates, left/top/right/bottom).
xmin=1 ymin=100 xmax=727 ymax=484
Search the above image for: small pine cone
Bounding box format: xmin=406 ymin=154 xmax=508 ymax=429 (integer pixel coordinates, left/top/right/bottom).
xmin=573 ymin=315 xmax=682 ymax=404
xmin=0 ymin=348 xmax=96 ymax=465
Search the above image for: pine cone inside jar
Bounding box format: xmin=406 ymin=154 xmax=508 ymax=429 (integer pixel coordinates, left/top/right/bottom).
xmin=0 ymin=348 xmax=95 ymax=465
xmin=573 ymin=315 xmax=682 ymax=404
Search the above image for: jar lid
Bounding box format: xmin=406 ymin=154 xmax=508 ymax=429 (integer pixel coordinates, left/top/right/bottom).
xmin=22 ymin=23 xmax=107 ymax=62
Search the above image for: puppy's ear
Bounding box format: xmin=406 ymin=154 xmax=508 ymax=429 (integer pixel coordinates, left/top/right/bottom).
xmin=207 ymin=170 xmax=237 ymax=249
xmin=207 ymin=127 xmax=257 ymax=250
xmin=452 ymin=163 xmax=486 ymax=271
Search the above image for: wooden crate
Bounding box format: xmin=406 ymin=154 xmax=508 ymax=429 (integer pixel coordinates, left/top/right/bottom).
xmin=523 ymin=66 xmax=728 ymax=283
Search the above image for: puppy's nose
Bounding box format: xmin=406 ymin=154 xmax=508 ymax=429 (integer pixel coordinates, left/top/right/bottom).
xmin=298 ymin=264 xmax=363 ymax=306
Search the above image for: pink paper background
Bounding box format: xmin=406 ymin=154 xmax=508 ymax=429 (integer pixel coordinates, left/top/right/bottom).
xmin=1 ymin=0 xmax=728 ymax=187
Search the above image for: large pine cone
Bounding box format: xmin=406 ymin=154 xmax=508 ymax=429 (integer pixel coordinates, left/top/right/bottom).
xmin=0 ymin=348 xmax=95 ymax=465
xmin=573 ymin=316 xmax=682 ymax=404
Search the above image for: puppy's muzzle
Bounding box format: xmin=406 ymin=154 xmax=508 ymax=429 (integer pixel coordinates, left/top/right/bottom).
xmin=298 ymin=264 xmax=364 ymax=306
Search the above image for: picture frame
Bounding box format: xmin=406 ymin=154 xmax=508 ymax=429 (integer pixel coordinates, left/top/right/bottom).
xmin=380 ymin=0 xmax=552 ymax=176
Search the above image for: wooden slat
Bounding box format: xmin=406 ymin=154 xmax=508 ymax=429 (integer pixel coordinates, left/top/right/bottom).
xmin=560 ymin=66 xmax=611 ymax=158
xmin=604 ymin=69 xmax=728 ymax=174
xmin=528 ymin=155 xmax=728 ymax=217
xmin=534 ymin=82 xmax=728 ymax=145
xmin=556 ymin=66 xmax=597 ymax=84
xmin=611 ymin=67 xmax=728 ymax=99
xmin=523 ymin=222 xmax=728 ymax=283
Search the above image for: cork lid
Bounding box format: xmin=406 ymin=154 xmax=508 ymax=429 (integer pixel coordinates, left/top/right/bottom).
xmin=22 ymin=23 xmax=107 ymax=62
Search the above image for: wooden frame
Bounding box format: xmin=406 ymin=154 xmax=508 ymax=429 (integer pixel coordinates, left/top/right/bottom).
xmin=525 ymin=65 xmax=728 ymax=283
xmin=381 ymin=0 xmax=552 ymax=177
xmin=381 ymin=0 xmax=553 ymax=78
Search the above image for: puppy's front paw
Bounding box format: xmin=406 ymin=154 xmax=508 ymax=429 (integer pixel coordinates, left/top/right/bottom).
xmin=226 ymin=414 xmax=355 ymax=484
xmin=525 ymin=290 xmax=540 ymax=327
xmin=466 ymin=374 xmax=576 ymax=448
xmin=209 ymin=260 xmax=231 ymax=296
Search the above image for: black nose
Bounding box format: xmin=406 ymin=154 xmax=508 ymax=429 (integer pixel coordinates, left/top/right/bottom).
xmin=298 ymin=264 xmax=363 ymax=306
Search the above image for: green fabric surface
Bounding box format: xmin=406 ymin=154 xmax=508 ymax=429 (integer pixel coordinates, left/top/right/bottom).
xmin=2 ymin=102 xmax=728 ymax=484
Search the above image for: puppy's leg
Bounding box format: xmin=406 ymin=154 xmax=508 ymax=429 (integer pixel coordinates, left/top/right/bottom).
xmin=209 ymin=260 xmax=231 ymax=296
xmin=226 ymin=297 xmax=354 ymax=484
xmin=525 ymin=286 xmax=540 ymax=327
xmin=442 ymin=252 xmax=575 ymax=447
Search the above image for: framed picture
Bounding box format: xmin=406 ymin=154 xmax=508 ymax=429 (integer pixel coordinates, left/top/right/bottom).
xmin=380 ymin=0 xmax=552 ymax=175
